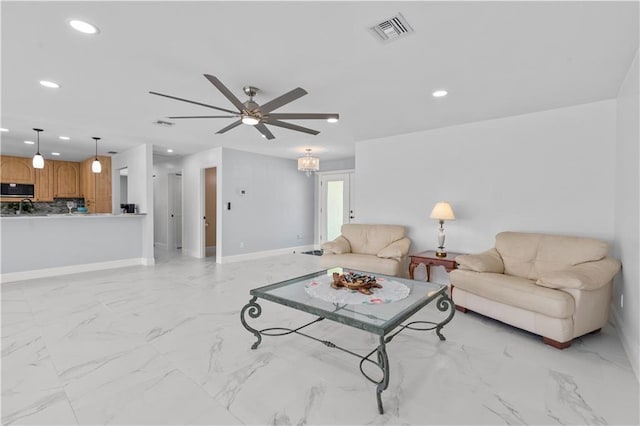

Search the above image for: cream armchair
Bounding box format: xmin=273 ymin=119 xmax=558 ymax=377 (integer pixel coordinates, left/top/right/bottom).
xmin=450 ymin=232 xmax=621 ymax=349
xmin=321 ymin=224 xmax=411 ymax=277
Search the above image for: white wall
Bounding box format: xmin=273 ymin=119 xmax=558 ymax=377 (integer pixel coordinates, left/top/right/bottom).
xmin=181 ymin=147 xmax=221 ymax=258
xmin=111 ymin=144 xmax=154 ymax=265
xmin=613 ymin=50 xmax=639 ymax=379
xmin=179 ymin=147 xmax=315 ymax=260
xmin=356 ymin=100 xmax=617 ymax=282
xmin=220 ymin=148 xmax=315 ymax=257
xmin=320 ymin=157 xmax=355 ymax=172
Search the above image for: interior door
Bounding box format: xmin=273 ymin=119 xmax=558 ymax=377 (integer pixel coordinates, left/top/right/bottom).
xmin=168 ymin=173 xmax=182 ymax=249
xmin=319 ymin=173 xmax=353 ymax=244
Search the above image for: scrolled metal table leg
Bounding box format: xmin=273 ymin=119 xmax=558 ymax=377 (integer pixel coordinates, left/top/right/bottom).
xmin=435 ymin=292 xmax=455 ymax=341
xmin=240 ymin=296 xmax=263 ymax=349
xmin=376 ymin=336 xmax=390 ymax=415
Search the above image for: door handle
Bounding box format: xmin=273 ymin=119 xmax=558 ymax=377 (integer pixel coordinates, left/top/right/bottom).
xmin=350 ymin=215 xmax=355 ymax=219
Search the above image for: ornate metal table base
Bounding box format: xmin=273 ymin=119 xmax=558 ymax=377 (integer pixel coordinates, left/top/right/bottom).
xmin=240 ymin=293 xmax=455 ymax=414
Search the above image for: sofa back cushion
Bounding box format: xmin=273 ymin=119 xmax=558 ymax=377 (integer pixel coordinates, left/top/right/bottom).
xmin=495 ymin=232 xmax=609 ymax=280
xmin=341 ymin=224 xmax=406 ymax=256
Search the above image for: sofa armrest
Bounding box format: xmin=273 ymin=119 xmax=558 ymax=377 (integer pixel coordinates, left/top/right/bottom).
xmin=536 ymin=257 xmax=621 ymax=291
xmin=321 ymin=236 xmax=351 ymax=254
xmin=455 ymin=248 xmax=504 ymax=273
xmin=377 ymin=237 xmax=411 ymax=260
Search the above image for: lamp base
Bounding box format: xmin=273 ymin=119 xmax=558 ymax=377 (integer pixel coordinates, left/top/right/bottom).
xmin=435 ymin=250 xmax=447 ymax=258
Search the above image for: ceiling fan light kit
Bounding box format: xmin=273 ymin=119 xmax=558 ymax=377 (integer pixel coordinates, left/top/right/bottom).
xmin=150 ymin=74 xmax=339 ymax=140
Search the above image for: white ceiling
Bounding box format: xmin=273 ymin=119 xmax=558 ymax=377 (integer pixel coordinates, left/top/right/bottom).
xmin=1 ymin=1 xmax=638 ymax=163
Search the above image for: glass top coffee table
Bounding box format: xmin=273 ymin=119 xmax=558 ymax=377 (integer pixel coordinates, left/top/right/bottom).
xmin=240 ymin=268 xmax=455 ymax=414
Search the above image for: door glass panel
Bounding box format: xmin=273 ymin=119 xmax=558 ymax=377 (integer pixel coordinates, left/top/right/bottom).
xmin=327 ymin=181 xmax=344 ymax=241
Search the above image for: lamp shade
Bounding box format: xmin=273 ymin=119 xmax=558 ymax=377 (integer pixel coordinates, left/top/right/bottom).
xmin=430 ymin=202 xmax=455 ymax=221
xmin=297 ymin=149 xmax=319 ymax=176
xmin=32 ymin=153 xmax=44 ymax=169
xmin=92 ymin=159 xmax=102 ymax=173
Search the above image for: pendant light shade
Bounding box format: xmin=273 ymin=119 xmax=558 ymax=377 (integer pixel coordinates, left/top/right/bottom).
xmin=32 ymin=128 xmax=45 ymax=169
xmin=91 ymin=137 xmax=102 ymax=173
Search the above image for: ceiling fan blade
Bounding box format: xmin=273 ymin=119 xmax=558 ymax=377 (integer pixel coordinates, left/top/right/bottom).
xmin=204 ymin=74 xmax=246 ymax=112
xmin=215 ymin=119 xmax=243 ymax=134
xmin=263 ymin=119 xmax=319 ymax=135
xmin=168 ymin=115 xmax=238 ymax=119
xmin=267 ymin=113 xmax=339 ymax=120
xmin=149 ymin=91 xmax=238 ymax=114
xmin=255 ymin=123 xmax=275 ymax=140
xmin=259 ymin=87 xmax=308 ymax=113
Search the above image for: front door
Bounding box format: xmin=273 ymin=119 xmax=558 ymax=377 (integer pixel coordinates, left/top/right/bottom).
xmin=319 ymin=172 xmax=354 ymax=244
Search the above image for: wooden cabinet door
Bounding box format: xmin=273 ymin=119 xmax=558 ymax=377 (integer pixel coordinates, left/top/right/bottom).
xmin=53 ymin=161 xmax=80 ymax=198
xmin=35 ymin=160 xmax=54 ymax=201
xmin=79 ymin=156 xmax=111 ymax=213
xmin=94 ymin=156 xmax=112 ymax=213
xmin=0 ymin=156 xmax=35 ymax=183
xmin=79 ymin=158 xmax=95 ymax=210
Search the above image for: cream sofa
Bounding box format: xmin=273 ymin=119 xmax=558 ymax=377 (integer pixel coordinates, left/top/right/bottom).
xmin=320 ymin=224 xmax=411 ymax=277
xmin=450 ymin=232 xmax=621 ymax=349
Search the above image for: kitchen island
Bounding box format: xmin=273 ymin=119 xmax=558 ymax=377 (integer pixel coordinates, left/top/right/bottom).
xmin=1 ymin=213 xmax=152 ymax=282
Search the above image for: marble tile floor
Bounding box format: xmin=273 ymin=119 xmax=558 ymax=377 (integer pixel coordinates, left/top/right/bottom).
xmin=2 ymin=249 xmax=638 ymax=425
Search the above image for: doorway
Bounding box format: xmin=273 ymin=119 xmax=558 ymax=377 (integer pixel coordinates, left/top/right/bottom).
xmin=205 ymin=167 xmax=217 ymax=257
xmin=318 ymin=172 xmax=355 ymax=244
xmin=168 ymin=173 xmax=182 ymax=250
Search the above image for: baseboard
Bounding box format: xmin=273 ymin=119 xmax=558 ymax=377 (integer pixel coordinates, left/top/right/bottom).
xmin=0 ymin=258 xmax=148 ymax=283
xmin=220 ymin=245 xmax=316 ymax=263
xmin=154 ymin=242 xmax=168 ymax=249
xmin=612 ymin=307 xmax=639 ymax=382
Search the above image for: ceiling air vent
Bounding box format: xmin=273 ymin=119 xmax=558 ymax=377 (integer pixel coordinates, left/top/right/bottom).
xmin=370 ymin=13 xmax=413 ymax=43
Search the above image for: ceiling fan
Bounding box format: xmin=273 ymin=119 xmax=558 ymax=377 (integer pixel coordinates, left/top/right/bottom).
xmin=150 ymin=74 xmax=339 ymax=140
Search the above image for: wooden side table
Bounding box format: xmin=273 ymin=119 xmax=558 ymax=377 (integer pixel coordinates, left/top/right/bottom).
xmin=409 ymin=251 xmax=464 ymax=281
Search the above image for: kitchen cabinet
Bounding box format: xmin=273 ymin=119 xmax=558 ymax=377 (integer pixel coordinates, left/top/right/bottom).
xmin=35 ymin=160 xmax=54 ymax=201
xmin=0 ymin=155 xmax=35 ymax=184
xmin=80 ymin=156 xmax=112 ymax=213
xmin=53 ymin=161 xmax=80 ymax=198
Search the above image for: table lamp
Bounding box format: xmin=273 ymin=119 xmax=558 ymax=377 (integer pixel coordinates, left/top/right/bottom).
xmin=430 ymin=202 xmax=456 ymax=258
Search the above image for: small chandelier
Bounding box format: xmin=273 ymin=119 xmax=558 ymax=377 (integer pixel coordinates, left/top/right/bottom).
xmin=32 ymin=128 xmax=45 ymax=169
xmin=91 ymin=137 xmax=102 ymax=173
xmin=297 ymin=149 xmax=319 ymax=177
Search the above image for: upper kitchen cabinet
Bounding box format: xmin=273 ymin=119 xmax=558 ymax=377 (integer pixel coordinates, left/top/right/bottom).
xmin=53 ymin=161 xmax=80 ymax=198
xmin=80 ymin=156 xmax=112 ymax=213
xmin=35 ymin=160 xmax=54 ymax=201
xmin=0 ymin=155 xmax=35 ymax=183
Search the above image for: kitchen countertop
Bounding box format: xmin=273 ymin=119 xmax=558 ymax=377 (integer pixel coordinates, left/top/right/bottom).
xmin=0 ymin=213 xmax=147 ymax=219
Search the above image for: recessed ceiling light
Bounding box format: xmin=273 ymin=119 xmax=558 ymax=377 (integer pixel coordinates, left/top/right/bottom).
xmin=167 ymin=149 xmax=173 ymax=153
xmin=59 ymin=136 xmax=70 ymax=140
xmin=51 ymin=152 xmax=61 ymax=156
xmin=69 ymin=19 xmax=99 ymax=34
xmin=0 ymin=128 xmax=8 ymax=132
xmin=327 ymin=117 xmax=339 ymax=123
xmin=24 ymin=140 xmax=35 ymax=145
xmin=40 ymin=80 xmax=60 ymax=89
xmin=432 ymin=90 xmax=448 ymax=98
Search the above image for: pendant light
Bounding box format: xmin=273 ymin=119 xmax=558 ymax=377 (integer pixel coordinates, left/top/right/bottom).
xmin=297 ymin=148 xmax=319 ymax=177
xmin=91 ymin=137 xmax=102 ymax=173
xmin=32 ymin=128 xmax=44 ymax=169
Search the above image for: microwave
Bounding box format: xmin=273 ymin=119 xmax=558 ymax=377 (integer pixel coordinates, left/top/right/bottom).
xmin=1 ymin=183 xmax=35 ymax=198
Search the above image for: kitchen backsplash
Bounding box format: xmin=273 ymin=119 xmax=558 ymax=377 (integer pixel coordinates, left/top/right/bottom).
xmin=1 ymin=198 xmax=85 ymax=215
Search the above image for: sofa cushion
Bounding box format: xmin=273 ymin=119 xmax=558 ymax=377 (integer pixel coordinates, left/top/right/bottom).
xmin=320 ymin=253 xmax=401 ymax=276
xmin=321 ymin=236 xmax=351 ymax=254
xmin=341 ymin=224 xmax=406 ymax=256
xmin=450 ymin=269 xmax=575 ymax=319
xmin=495 ymin=232 xmax=609 ymax=280
xmin=456 ymin=248 xmax=504 ymax=273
